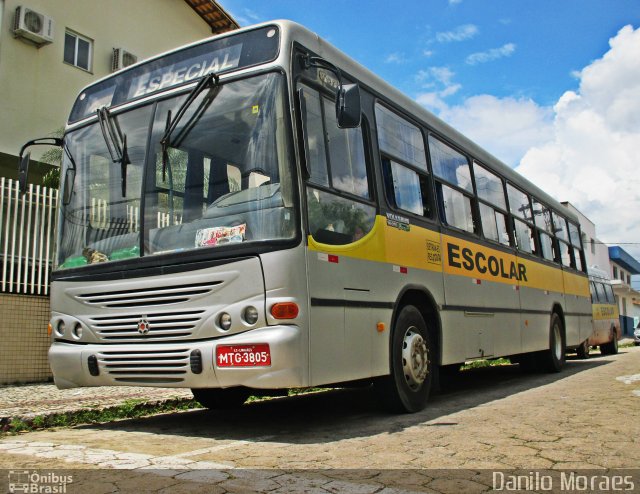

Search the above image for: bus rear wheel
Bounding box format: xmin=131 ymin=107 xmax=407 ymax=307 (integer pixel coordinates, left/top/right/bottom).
xmin=192 ymin=387 xmax=250 ymax=410
xmin=539 ymin=312 xmax=565 ymax=372
xmin=576 ymin=339 xmax=590 ymax=359
xmin=374 ymin=305 xmax=433 ymax=413
xmin=600 ymin=327 xmax=619 ymax=355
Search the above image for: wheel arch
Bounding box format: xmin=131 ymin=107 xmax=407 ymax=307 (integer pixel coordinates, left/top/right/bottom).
xmin=391 ymin=285 xmax=443 ymax=366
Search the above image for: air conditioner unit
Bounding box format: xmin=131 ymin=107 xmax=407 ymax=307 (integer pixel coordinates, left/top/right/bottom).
xmin=13 ymin=6 xmax=54 ymax=45
xmin=112 ymin=48 xmax=138 ymax=72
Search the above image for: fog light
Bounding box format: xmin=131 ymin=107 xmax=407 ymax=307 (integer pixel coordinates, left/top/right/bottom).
xmin=219 ymin=312 xmax=232 ymax=331
xmin=72 ymin=323 xmax=83 ymax=340
xmin=56 ymin=320 xmax=66 ymax=337
xmin=190 ymin=349 xmax=203 ymax=374
xmin=243 ymin=306 xmax=259 ymax=325
xmin=87 ymin=355 xmax=99 ymax=376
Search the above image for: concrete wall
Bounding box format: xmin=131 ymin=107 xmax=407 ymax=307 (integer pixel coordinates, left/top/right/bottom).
xmin=0 ymin=293 xmax=51 ymax=384
xmin=0 ymin=0 xmax=213 ymax=167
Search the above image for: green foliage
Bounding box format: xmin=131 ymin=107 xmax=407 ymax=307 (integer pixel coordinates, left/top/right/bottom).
xmin=461 ymin=358 xmax=511 ymax=370
xmin=0 ymin=398 xmax=200 ymax=435
xmin=38 ymin=127 xmax=64 ymax=189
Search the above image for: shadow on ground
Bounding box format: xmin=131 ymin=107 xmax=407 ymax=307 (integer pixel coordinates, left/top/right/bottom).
xmin=80 ymin=352 xmax=617 ymax=444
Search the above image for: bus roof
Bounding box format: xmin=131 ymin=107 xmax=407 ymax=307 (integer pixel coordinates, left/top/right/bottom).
xmin=70 ymin=19 xmax=578 ymax=224
xmin=276 ymin=20 xmax=576 ymax=222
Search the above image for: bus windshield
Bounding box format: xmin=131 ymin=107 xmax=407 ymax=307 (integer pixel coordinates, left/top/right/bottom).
xmin=58 ymin=72 xmax=295 ymax=269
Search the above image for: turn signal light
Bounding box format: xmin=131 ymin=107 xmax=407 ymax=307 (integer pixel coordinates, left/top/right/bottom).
xmin=270 ymin=302 xmax=299 ymax=319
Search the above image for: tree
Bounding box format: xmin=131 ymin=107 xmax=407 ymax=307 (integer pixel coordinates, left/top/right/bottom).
xmin=39 ymin=128 xmax=64 ymax=189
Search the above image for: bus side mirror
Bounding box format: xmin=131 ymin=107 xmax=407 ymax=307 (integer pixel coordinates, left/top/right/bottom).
xmin=336 ymin=83 xmax=361 ymax=128
xmin=18 ymin=152 xmax=30 ymax=194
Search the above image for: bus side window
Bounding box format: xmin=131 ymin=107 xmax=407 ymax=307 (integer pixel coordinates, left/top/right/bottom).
xmin=474 ymin=163 xmax=509 ymax=246
xmin=604 ymin=283 xmax=616 ymax=305
xmin=595 ymin=282 xmax=607 ymax=304
xmin=507 ymin=184 xmax=535 ymax=254
xmin=429 ymin=135 xmax=476 ymax=233
xmin=375 ymin=103 xmax=431 ymax=218
xmin=589 ymin=281 xmax=597 ymax=303
xmin=299 ymin=84 xmax=375 ymax=245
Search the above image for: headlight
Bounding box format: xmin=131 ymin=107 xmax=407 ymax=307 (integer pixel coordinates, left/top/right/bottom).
xmin=55 ymin=320 xmax=66 ymax=337
xmin=243 ymin=306 xmax=259 ymax=325
xmin=72 ymin=323 xmax=83 ymax=340
xmin=218 ymin=312 xmax=232 ymax=331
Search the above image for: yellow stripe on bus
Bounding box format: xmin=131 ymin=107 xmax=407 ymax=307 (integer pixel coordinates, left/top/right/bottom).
xmin=308 ymin=215 xmax=589 ymax=297
xmin=592 ymin=304 xmax=619 ymax=321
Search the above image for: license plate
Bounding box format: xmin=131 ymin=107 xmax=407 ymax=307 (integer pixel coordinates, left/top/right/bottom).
xmin=216 ymin=344 xmax=271 ymax=367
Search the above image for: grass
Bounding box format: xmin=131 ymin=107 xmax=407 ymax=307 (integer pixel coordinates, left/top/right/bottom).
xmin=461 ymin=358 xmax=511 ymax=370
xmin=0 ymin=389 xmax=331 ymax=436
xmin=0 ymin=398 xmax=200 ymax=436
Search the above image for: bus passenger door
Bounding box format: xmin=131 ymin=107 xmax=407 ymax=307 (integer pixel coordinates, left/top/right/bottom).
xmin=298 ymin=81 xmax=377 ymax=385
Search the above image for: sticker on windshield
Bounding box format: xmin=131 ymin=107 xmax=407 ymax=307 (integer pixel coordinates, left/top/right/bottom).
xmin=196 ymin=224 xmax=246 ymax=247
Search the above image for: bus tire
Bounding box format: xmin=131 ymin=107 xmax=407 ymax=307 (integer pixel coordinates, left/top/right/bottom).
xmin=374 ymin=305 xmax=433 ymax=413
xmin=600 ymin=327 xmax=619 ymax=355
xmin=191 ymin=387 xmax=250 ymax=410
xmin=540 ymin=312 xmax=565 ymax=372
xmin=576 ymin=339 xmax=590 ymax=359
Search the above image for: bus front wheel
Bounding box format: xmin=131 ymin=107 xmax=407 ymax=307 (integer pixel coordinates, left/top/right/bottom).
xmin=192 ymin=387 xmax=250 ymax=410
xmin=374 ymin=305 xmax=433 ymax=413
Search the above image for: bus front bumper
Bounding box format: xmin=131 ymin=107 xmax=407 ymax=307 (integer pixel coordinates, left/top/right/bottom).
xmin=49 ymin=325 xmax=304 ymax=390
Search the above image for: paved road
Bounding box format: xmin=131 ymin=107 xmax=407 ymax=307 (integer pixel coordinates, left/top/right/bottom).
xmin=1 ymin=347 xmax=639 ymax=493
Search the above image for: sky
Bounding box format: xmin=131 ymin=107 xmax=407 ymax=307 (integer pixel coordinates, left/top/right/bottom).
xmin=222 ymin=0 xmax=640 ymax=261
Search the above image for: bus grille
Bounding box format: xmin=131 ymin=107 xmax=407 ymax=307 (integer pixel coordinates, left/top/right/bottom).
xmin=74 ymin=281 xmax=222 ymax=308
xmin=89 ymin=310 xmax=205 ymax=342
xmin=98 ymin=348 xmax=190 ymax=384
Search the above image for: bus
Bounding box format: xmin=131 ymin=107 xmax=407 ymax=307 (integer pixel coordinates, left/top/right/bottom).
xmin=19 ymin=20 xmax=592 ymax=413
xmin=577 ymin=270 xmax=620 ymax=358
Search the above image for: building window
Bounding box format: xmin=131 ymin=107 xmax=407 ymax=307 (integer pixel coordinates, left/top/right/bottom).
xmin=613 ymin=266 xmax=618 ymax=279
xmin=64 ymin=31 xmax=92 ymax=71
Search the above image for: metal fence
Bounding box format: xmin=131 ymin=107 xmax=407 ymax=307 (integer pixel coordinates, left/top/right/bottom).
xmin=0 ymin=178 xmax=57 ymax=296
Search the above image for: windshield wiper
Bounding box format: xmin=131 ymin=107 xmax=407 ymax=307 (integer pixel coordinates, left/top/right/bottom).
xmin=97 ymin=107 xmax=130 ymax=197
xmin=160 ymin=72 xmax=219 ymax=180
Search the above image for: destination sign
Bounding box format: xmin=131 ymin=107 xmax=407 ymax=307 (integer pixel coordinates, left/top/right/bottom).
xmin=69 ymin=26 xmax=280 ymax=122
xmin=129 ymin=44 xmax=242 ymax=99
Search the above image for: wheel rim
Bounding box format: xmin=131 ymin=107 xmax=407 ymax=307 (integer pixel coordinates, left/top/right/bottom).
xmin=552 ymin=323 xmax=562 ymax=360
xmin=401 ymin=326 xmax=429 ymax=390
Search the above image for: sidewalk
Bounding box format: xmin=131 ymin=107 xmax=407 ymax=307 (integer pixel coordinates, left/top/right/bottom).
xmin=0 ymin=383 xmax=194 ymax=423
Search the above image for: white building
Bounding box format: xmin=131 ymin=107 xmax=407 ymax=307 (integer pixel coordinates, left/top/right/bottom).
xmin=0 ymin=0 xmax=238 ymax=182
xmin=562 ymin=202 xmax=640 ymax=337
xmin=561 ymin=202 xmax=609 ymax=271
xmin=608 ymin=246 xmax=640 ymax=336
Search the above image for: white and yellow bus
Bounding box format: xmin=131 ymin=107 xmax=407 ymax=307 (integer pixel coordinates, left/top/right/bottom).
xmin=576 ymin=270 xmax=620 ymax=358
xmin=20 ymin=21 xmax=592 ymax=412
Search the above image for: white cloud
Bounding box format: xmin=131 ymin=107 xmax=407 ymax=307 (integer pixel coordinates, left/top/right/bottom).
xmin=466 ymin=43 xmax=516 ymax=65
xmin=227 ymin=8 xmax=261 ymax=26
xmin=435 ymin=24 xmax=478 ymax=43
xmin=516 ymin=25 xmax=640 ymax=258
xmin=428 ymin=95 xmax=554 ymax=166
xmin=415 ymin=67 xmax=462 ymax=111
xmin=385 ymin=52 xmax=407 ymax=64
